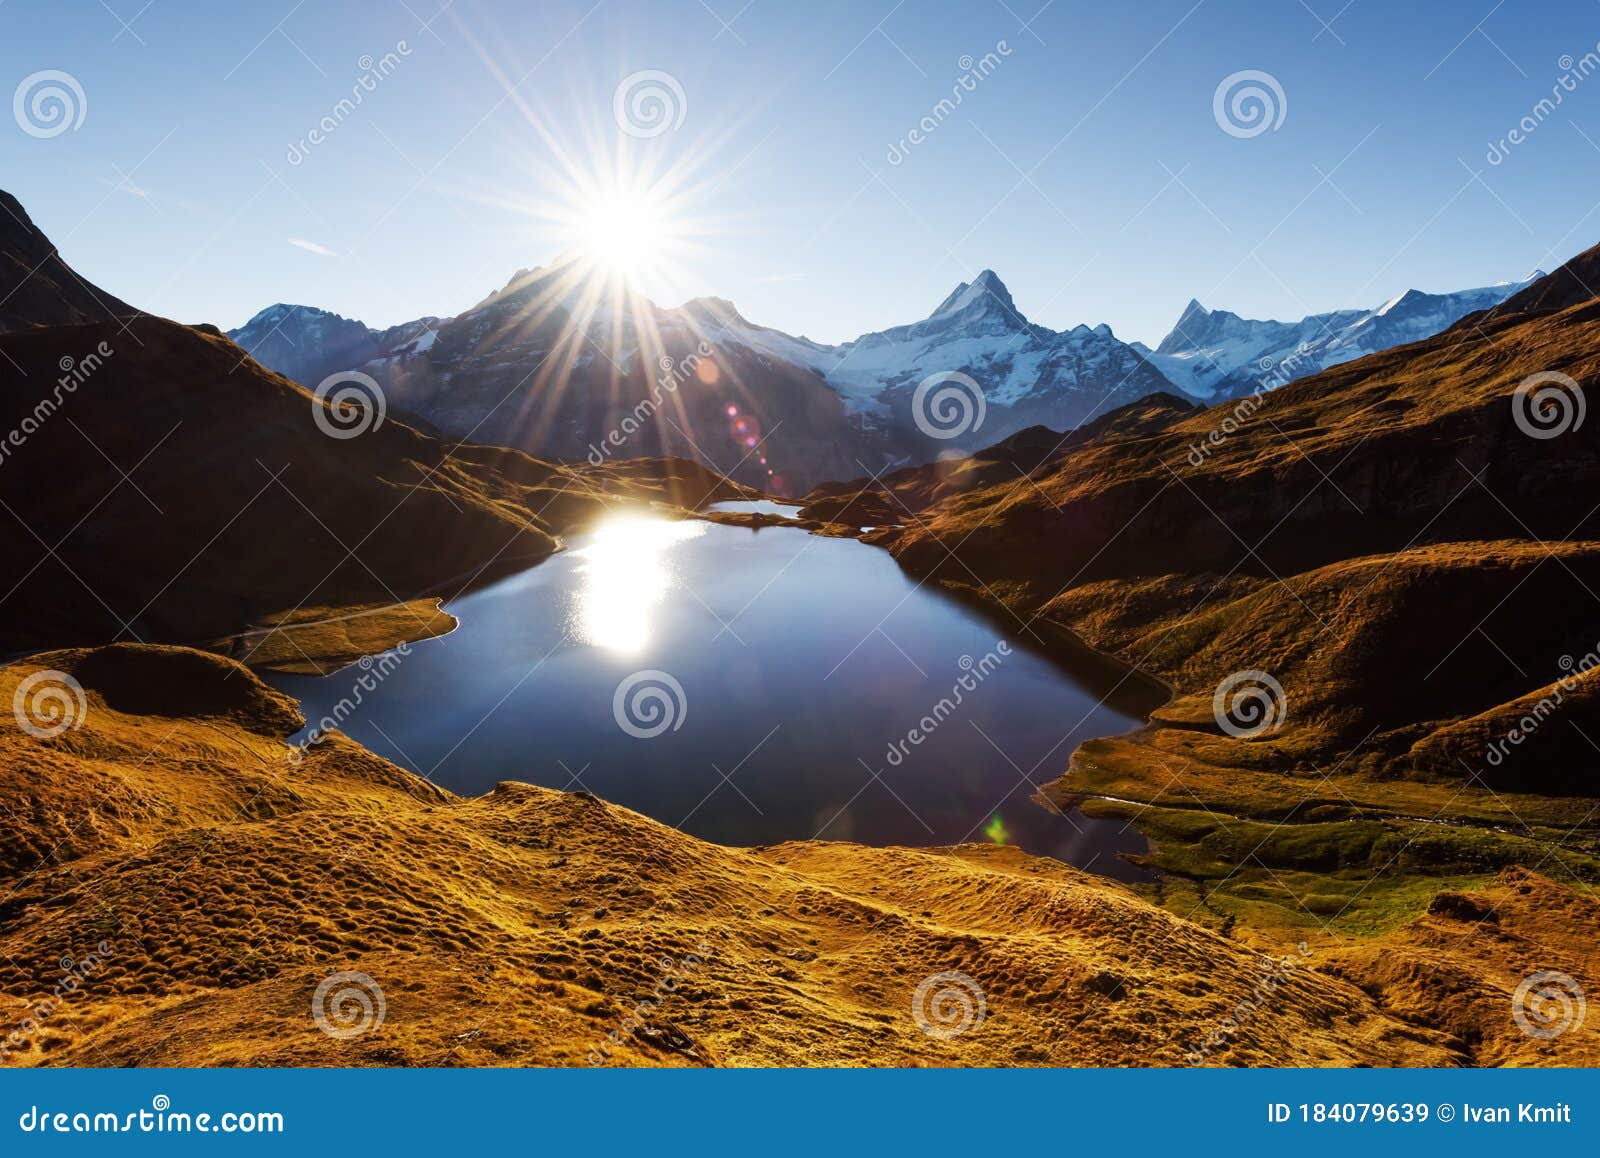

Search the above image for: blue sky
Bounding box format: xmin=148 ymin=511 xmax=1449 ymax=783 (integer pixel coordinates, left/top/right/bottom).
xmin=4 ymin=0 xmax=1600 ymax=345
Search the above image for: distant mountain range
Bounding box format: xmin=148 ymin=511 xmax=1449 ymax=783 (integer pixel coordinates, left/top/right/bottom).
xmin=1136 ymin=275 xmax=1542 ymax=399
xmin=230 ymin=262 xmax=1540 ymax=490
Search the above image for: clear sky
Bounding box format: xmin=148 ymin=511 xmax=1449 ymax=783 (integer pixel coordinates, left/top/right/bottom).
xmin=4 ymin=0 xmax=1600 ymax=345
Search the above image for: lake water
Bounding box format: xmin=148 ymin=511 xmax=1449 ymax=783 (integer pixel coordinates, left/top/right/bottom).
xmin=266 ymin=505 xmax=1151 ymax=880
xmin=710 ymin=499 xmax=802 ymax=519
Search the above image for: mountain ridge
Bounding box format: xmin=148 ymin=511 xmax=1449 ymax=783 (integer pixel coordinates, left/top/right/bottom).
xmin=228 ymin=261 xmax=1538 ymax=491
xmin=0 ymin=190 xmax=139 ymax=333
xmin=1135 ymin=273 xmax=1544 ymax=398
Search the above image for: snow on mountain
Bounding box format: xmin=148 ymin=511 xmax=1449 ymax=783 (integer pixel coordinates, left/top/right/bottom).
xmin=1136 ymin=275 xmax=1544 ymax=400
xmin=227 ymin=304 xmax=439 ymax=389
xmin=677 ymin=268 xmax=1171 ymax=452
xmin=226 ymin=262 xmax=1543 ymax=491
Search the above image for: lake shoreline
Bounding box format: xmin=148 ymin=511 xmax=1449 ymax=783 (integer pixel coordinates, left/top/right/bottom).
xmin=260 ymin=504 xmax=1154 ymax=875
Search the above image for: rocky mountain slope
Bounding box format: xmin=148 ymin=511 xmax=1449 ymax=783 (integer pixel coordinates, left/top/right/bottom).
xmin=227 ymin=304 xmax=440 ymax=391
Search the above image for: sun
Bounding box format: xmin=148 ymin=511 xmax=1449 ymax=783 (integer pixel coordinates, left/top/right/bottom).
xmin=574 ymin=189 xmax=675 ymax=285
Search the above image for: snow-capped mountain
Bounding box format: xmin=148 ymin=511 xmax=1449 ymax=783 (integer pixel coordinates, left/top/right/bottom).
xmin=1136 ymin=275 xmax=1543 ymax=399
xmin=228 ymin=304 xmax=439 ymax=390
xmin=331 ymin=263 xmax=878 ymax=491
xmin=227 ymin=262 xmax=1539 ymax=492
xmin=681 ymin=268 xmax=1173 ymax=455
xmin=228 ymin=264 xmax=1170 ymax=490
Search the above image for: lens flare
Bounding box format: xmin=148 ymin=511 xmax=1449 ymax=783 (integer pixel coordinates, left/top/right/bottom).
xmin=576 ymin=191 xmax=672 ymax=284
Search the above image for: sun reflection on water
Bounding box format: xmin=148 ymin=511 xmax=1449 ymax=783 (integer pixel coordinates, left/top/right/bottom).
xmin=569 ymin=514 xmax=706 ymax=654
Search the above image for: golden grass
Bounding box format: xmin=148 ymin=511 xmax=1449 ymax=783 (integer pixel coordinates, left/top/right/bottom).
xmin=4 ymin=645 xmax=1594 ymax=1067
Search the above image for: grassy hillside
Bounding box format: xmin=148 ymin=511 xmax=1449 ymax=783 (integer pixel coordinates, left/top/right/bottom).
xmin=2 ymin=645 xmax=1594 ymax=1067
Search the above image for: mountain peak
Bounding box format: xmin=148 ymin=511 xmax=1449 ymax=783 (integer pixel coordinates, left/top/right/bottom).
xmin=928 ymin=269 xmax=1021 ymax=324
xmin=678 ymin=295 xmax=746 ymax=324
xmin=1155 ymin=298 xmax=1215 ymax=355
xmin=240 ymin=302 xmax=343 ymax=329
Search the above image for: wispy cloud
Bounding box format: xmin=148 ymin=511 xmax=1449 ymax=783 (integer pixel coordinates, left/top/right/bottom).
xmin=100 ymin=176 xmax=152 ymax=201
xmin=288 ymin=237 xmax=339 ymax=257
xmin=93 ymin=178 xmax=207 ymax=216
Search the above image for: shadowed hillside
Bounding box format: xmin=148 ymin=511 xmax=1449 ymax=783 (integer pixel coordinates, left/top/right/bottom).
xmin=0 ymin=316 xmax=745 ymax=661
xmin=0 ymin=192 xmax=749 ymax=663
xmin=0 ymin=191 xmax=137 ymax=334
